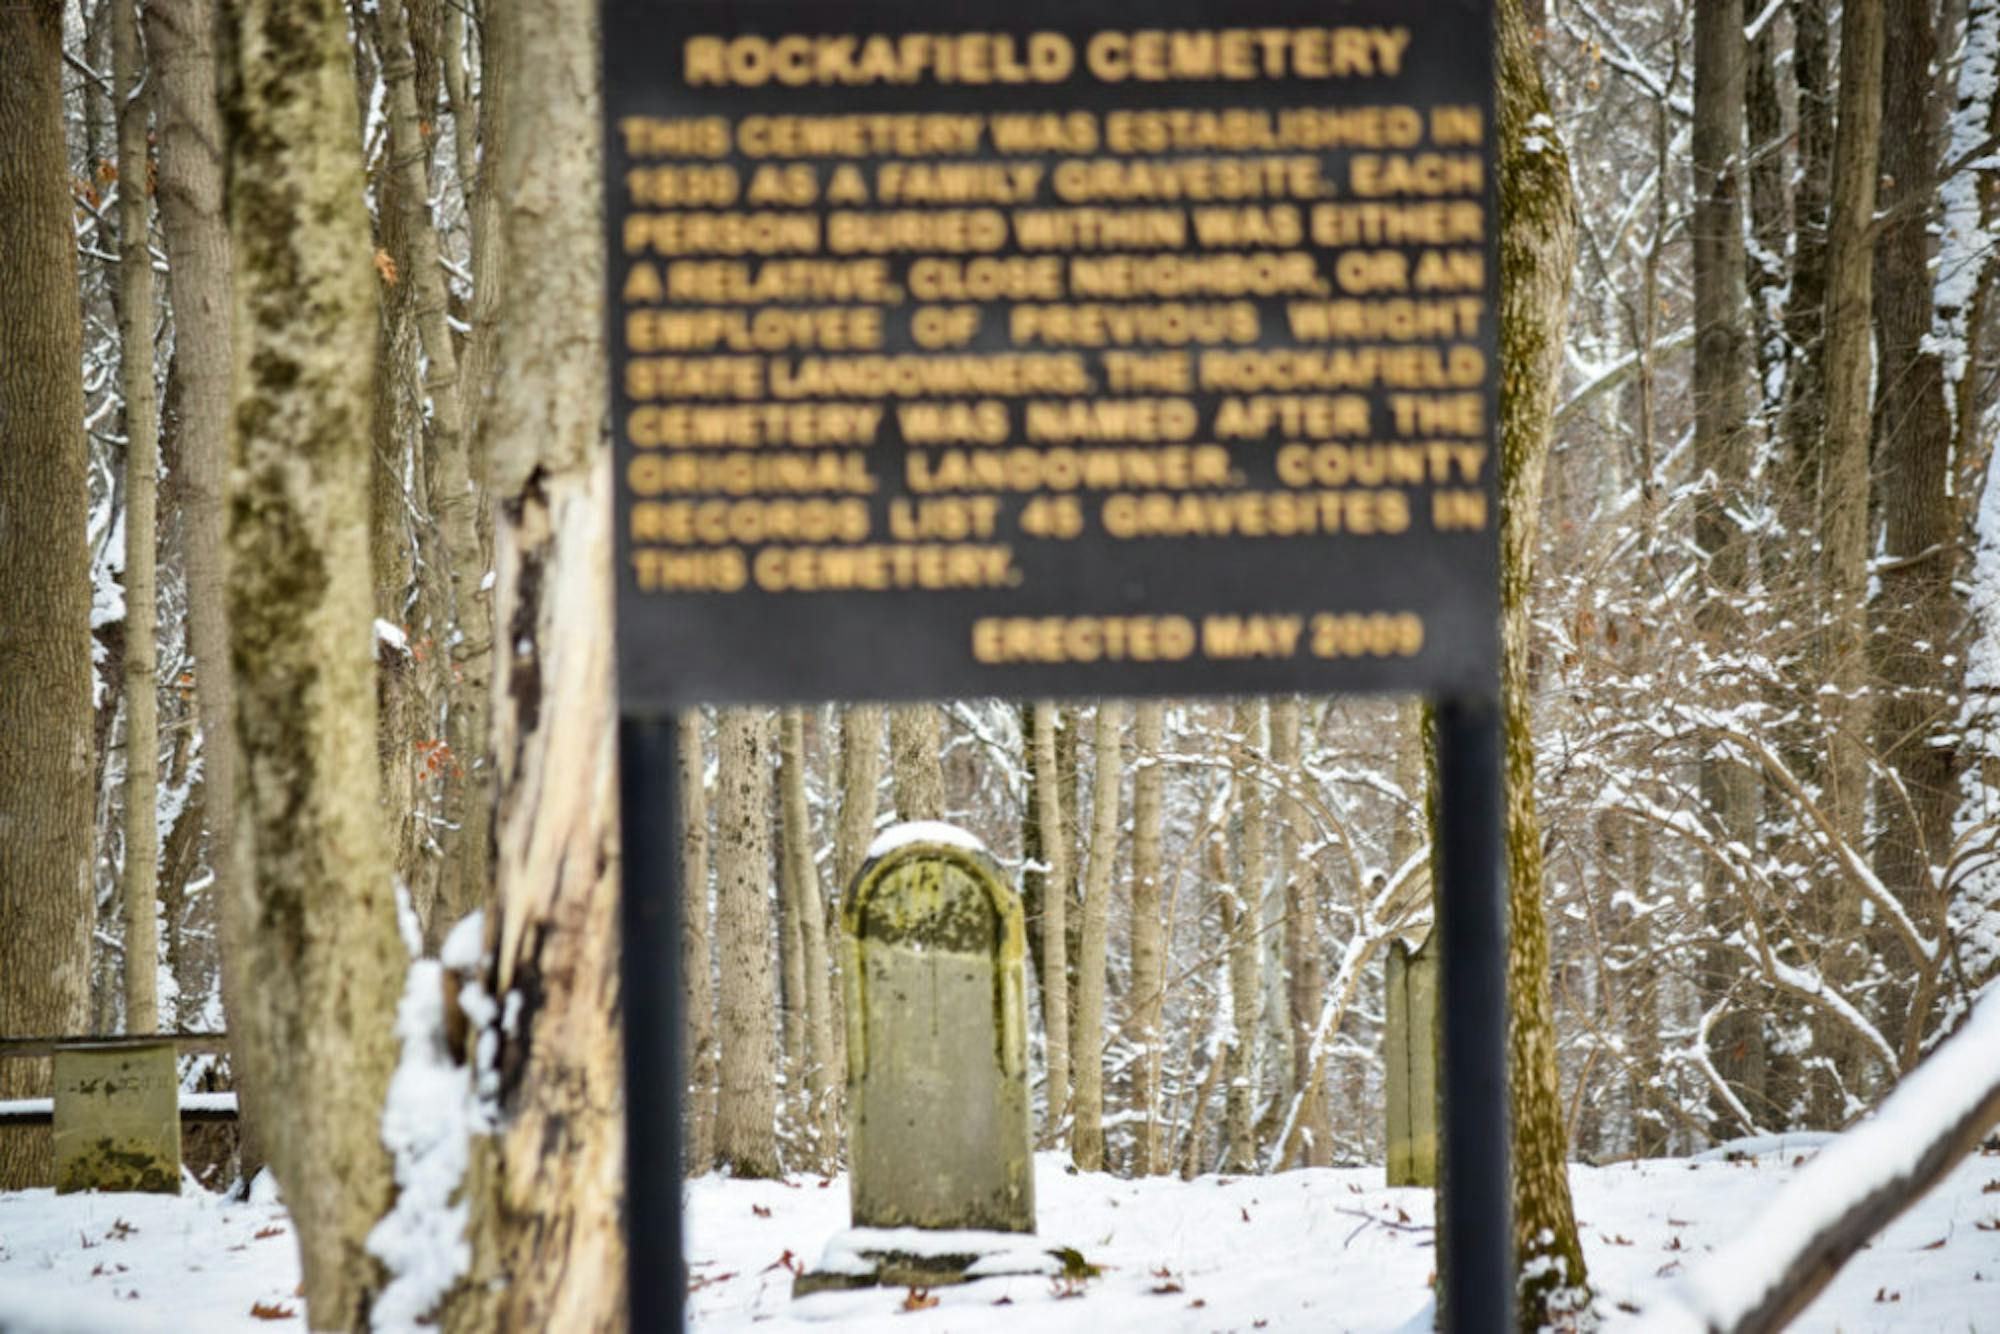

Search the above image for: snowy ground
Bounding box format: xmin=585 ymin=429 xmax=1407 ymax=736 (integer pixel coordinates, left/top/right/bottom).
xmin=2 ymin=1139 xmax=1998 ymax=1331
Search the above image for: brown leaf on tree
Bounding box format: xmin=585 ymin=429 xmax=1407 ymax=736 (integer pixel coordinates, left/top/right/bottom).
xmin=1919 ymin=1236 xmax=1948 ymax=1250
xmin=253 ymin=1225 xmax=285 ymax=1240
xmin=750 ymin=1203 xmax=772 ymax=1218
xmin=761 ymin=1249 xmax=800 ymax=1276
xmin=249 ymin=1302 xmax=296 ymax=1320
xmin=900 ymin=1287 xmax=939 ymax=1312
xmin=373 ymin=249 xmax=398 ymax=286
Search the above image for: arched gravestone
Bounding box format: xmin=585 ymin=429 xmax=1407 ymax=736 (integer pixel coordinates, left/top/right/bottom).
xmin=841 ymin=828 xmax=1034 ymax=1235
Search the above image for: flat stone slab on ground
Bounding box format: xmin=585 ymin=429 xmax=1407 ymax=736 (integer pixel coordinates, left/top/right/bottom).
xmin=792 ymin=1226 xmax=1073 ymax=1297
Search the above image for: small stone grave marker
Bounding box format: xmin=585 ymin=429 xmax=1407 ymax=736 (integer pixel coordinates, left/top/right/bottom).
xmin=54 ymin=1040 xmax=181 ymax=1194
xmin=796 ymin=824 xmax=1048 ymax=1295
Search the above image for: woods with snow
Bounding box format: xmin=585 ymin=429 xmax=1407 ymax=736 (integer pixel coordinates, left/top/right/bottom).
xmin=3 ymin=0 xmax=2000 ymax=1330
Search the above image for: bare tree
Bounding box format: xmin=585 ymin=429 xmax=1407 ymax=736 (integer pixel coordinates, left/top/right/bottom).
xmin=680 ymin=712 xmax=716 ymax=1172
xmin=114 ymin=0 xmax=161 ymax=1035
xmin=219 ymin=0 xmax=405 ymax=1317
xmin=1222 ymin=698 xmax=1265 ymax=1173
xmin=1496 ymin=0 xmax=1589 ymax=1321
xmin=713 ymin=708 xmax=781 ymax=1177
xmin=1033 ymin=700 xmax=1070 ymax=1147
xmin=1126 ymin=699 xmax=1168 ymax=1174
xmin=444 ymin=0 xmax=624 ymax=1318
xmin=1070 ymin=702 xmax=1122 ymax=1171
xmin=0 ymin=0 xmax=96 ymax=1190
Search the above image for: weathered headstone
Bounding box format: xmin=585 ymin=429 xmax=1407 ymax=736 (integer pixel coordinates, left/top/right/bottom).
xmin=53 ymin=1041 xmax=181 ymax=1194
xmin=1385 ymin=932 xmax=1439 ymax=1187
xmin=796 ymin=826 xmax=1043 ymax=1295
xmin=844 ymin=828 xmax=1034 ymax=1231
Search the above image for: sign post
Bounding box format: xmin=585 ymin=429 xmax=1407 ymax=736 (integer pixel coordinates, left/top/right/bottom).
xmin=601 ymin=1 xmax=1507 ymax=1326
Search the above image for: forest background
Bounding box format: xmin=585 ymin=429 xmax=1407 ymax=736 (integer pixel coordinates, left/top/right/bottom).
xmin=2 ymin=0 xmax=1999 ymax=1330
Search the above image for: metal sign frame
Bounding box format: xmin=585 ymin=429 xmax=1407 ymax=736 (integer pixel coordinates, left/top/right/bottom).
xmin=601 ymin=3 xmax=1510 ymax=1328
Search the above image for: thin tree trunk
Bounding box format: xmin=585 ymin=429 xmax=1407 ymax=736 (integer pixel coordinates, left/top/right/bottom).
xmin=829 ymin=701 xmax=882 ymax=1099
xmin=1496 ymin=1 xmax=1590 ymax=1322
xmin=1033 ymin=701 xmax=1070 ymax=1146
xmin=776 ymin=789 xmax=807 ymax=1136
xmin=1818 ymin=0 xmax=1884 ymax=848
xmin=714 ymin=708 xmax=781 ymax=1177
xmin=1778 ymin=0 xmax=1836 ymax=529
xmin=148 ymin=0 xmax=254 ymax=1167
xmin=379 ymin=0 xmax=494 ymax=936
xmin=1127 ymin=699 xmax=1167 ymax=1175
xmin=680 ymin=711 xmax=716 ymax=1173
xmin=219 ymin=0 xmax=405 ymax=1316
xmin=835 ymin=704 xmax=883 ymax=891
xmin=1692 ymin=0 xmax=1765 ymax=1135
xmin=781 ymin=708 xmax=837 ymax=1169
xmin=442 ymin=0 xmax=623 ymax=1317
xmin=0 ymin=0 xmax=96 ymax=1190
xmin=890 ymin=703 xmax=944 ymax=822
xmin=1745 ymin=20 xmax=1788 ymax=414
xmin=1869 ymin=0 xmax=1958 ymax=1061
xmin=1222 ymin=699 xmax=1265 ymax=1174
xmin=1070 ymin=702 xmax=1122 ymax=1172
xmin=115 ymin=0 xmax=161 ymax=1036
xmin=1272 ymin=696 xmax=1329 ymax=1166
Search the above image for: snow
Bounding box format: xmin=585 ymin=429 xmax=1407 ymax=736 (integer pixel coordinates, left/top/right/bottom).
xmin=1639 ymin=985 xmax=2000 ymax=1332
xmin=6 ymin=1142 xmax=2000 ymax=1329
xmin=364 ymin=955 xmax=482 ymax=1332
xmin=863 ymin=820 xmax=989 ymax=861
xmin=0 ymin=1174 xmax=303 ymax=1331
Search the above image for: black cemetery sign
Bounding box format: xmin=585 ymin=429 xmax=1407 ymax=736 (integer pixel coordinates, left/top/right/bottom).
xmin=602 ymin=1 xmax=1510 ymax=1330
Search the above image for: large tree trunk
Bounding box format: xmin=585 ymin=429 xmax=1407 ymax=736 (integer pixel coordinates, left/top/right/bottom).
xmin=147 ymin=0 xmax=251 ymax=1162
xmin=1126 ymin=699 xmax=1167 ymax=1175
xmin=680 ymin=712 xmax=717 ymax=1172
xmin=0 ymin=0 xmax=96 ymax=1190
xmin=1070 ymin=702 xmax=1122 ymax=1172
xmin=713 ymin=708 xmax=782 ymax=1177
xmin=1222 ymin=699 xmax=1265 ymax=1174
xmin=1032 ymin=701 xmax=1070 ymax=1147
xmin=443 ymin=0 xmax=624 ymax=1319
xmin=1496 ymin=2 xmax=1589 ymax=1323
xmin=219 ymin=0 xmax=405 ymax=1319
xmin=115 ymin=0 xmax=162 ymax=1036
xmin=1869 ymin=0 xmax=1958 ymax=1061
xmin=1692 ymin=0 xmax=1765 ymax=1136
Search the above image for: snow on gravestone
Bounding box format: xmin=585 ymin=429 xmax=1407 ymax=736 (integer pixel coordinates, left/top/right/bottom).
xmin=797 ymin=825 xmax=1045 ymax=1295
xmin=53 ymin=1041 xmax=181 ymax=1194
